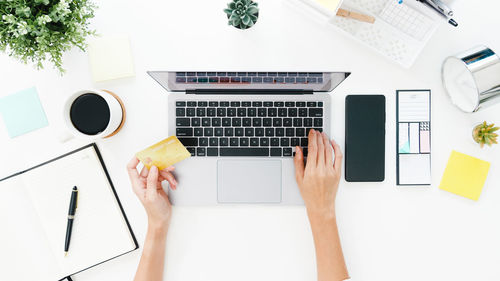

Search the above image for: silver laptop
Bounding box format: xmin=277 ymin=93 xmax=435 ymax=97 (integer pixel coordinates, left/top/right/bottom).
xmin=148 ymin=71 xmax=349 ymax=205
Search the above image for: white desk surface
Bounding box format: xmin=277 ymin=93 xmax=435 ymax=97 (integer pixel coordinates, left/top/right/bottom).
xmin=1 ymin=0 xmax=499 ymax=280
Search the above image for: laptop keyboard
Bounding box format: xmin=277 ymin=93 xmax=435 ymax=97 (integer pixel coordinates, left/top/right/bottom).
xmin=175 ymin=72 xmax=324 ymax=84
xmin=175 ymin=101 xmax=324 ymax=157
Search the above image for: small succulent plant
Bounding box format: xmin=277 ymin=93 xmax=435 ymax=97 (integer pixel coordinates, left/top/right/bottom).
xmin=224 ymin=0 xmax=259 ymax=30
xmin=473 ymin=121 xmax=499 ymax=148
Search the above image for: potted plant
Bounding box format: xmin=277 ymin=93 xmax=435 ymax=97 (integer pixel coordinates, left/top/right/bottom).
xmin=224 ymin=0 xmax=259 ymax=30
xmin=0 ymin=0 xmax=97 ymax=73
xmin=472 ymin=121 xmax=499 ymax=148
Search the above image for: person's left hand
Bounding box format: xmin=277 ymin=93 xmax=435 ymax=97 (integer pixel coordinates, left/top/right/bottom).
xmin=127 ymin=157 xmax=177 ymax=229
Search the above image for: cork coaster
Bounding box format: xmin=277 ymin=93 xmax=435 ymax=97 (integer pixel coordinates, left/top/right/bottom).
xmin=102 ymin=90 xmax=126 ymax=138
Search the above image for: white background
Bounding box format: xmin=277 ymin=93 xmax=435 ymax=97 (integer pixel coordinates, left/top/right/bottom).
xmin=1 ymin=0 xmax=499 ymax=280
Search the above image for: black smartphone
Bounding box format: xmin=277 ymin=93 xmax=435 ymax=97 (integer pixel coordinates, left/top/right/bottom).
xmin=345 ymin=95 xmax=386 ymax=182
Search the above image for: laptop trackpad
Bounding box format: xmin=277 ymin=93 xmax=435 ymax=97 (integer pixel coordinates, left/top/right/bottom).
xmin=217 ymin=160 xmax=282 ymax=203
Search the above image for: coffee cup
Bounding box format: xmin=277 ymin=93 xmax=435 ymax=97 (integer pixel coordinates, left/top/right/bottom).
xmin=61 ymin=89 xmax=125 ymax=141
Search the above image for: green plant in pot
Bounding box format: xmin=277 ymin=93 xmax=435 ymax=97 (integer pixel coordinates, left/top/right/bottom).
xmin=224 ymin=0 xmax=259 ymax=30
xmin=0 ymin=0 xmax=97 ymax=73
xmin=472 ymin=121 xmax=499 ymax=148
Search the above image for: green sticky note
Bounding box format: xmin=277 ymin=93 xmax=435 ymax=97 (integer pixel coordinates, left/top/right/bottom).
xmin=0 ymin=87 xmax=48 ymax=138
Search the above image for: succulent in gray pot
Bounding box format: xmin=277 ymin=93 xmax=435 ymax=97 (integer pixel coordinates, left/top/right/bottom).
xmin=224 ymin=0 xmax=259 ymax=30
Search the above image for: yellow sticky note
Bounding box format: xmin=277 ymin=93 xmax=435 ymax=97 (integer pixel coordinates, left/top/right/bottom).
xmin=439 ymin=151 xmax=491 ymax=201
xmin=88 ymin=35 xmax=135 ymax=82
xmin=315 ymin=0 xmax=342 ymax=12
xmin=136 ymin=136 xmax=191 ymax=171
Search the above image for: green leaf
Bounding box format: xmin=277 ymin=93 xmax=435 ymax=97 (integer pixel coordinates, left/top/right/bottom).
xmin=241 ymin=14 xmax=251 ymax=25
xmin=223 ymin=8 xmax=233 ymax=15
xmin=247 ymin=6 xmax=258 ymax=15
xmin=229 ymin=2 xmax=236 ymax=9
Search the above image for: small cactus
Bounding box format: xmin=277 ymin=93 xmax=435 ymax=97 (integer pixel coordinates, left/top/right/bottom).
xmin=473 ymin=121 xmax=499 ymax=148
xmin=224 ymin=0 xmax=259 ymax=29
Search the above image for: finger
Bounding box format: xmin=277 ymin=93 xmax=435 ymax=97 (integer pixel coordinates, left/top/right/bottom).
xmin=306 ymin=129 xmax=318 ymax=168
xmin=160 ymin=170 xmax=178 ymax=190
xmin=331 ymin=139 xmax=343 ymax=173
xmin=316 ymin=130 xmax=325 ymax=167
xmin=158 ymin=189 xmax=172 ymax=207
xmin=323 ymin=132 xmax=333 ymax=167
xmin=126 ymin=157 xmax=142 ymax=191
xmin=164 ymin=166 xmax=175 ymax=172
xmin=294 ymin=146 xmax=305 ymax=184
xmin=146 ymin=166 xmax=159 ymax=198
xmin=140 ymin=166 xmax=149 ymax=178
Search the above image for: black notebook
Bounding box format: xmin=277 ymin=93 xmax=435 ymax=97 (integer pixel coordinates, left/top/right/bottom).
xmin=0 ymin=144 xmax=138 ymax=281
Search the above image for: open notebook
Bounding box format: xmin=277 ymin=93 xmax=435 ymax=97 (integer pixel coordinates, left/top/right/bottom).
xmin=0 ymin=144 xmax=138 ymax=281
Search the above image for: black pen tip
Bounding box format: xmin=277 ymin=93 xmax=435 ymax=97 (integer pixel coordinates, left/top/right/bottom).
xmin=449 ymin=19 xmax=458 ymax=27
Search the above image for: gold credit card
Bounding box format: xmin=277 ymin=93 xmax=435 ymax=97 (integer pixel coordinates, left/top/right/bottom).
xmin=136 ymin=136 xmax=191 ymax=170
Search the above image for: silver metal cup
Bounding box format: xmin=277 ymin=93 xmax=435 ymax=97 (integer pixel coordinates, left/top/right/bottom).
xmin=442 ymin=45 xmax=500 ymax=113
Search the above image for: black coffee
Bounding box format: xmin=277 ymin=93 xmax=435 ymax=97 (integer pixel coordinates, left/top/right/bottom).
xmin=70 ymin=94 xmax=110 ymax=135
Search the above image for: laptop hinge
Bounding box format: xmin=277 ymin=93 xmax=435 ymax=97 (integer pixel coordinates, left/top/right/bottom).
xmin=186 ymin=89 xmax=314 ymax=95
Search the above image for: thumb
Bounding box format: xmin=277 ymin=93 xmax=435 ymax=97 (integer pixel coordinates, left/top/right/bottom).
xmin=294 ymin=146 xmax=305 ymax=184
xmin=146 ymin=165 xmax=159 ymax=198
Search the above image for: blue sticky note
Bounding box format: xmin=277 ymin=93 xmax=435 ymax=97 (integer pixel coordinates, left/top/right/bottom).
xmin=0 ymin=87 xmax=48 ymax=138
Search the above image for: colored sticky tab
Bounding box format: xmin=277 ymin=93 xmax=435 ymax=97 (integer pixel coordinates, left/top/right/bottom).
xmin=439 ymin=151 xmax=491 ymax=201
xmin=136 ymin=136 xmax=191 ymax=170
xmin=315 ymin=0 xmax=342 ymax=12
xmin=0 ymin=87 xmax=48 ymax=138
xmin=88 ymin=35 xmax=135 ymax=82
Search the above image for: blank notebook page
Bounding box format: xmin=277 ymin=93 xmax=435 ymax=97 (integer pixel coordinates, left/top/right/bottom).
xmin=21 ymin=147 xmax=136 ymax=278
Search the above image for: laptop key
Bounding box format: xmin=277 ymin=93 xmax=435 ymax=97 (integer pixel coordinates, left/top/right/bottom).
xmin=176 ymin=118 xmax=190 ymax=126
xmin=259 ymin=137 xmax=269 ymax=146
xmin=209 ymin=138 xmax=218 ymax=146
xmin=248 ymin=108 xmax=256 ymax=116
xmin=255 ymin=128 xmax=264 ymax=136
xmin=307 ymin=101 xmax=317 ymax=107
xmin=301 ymin=138 xmax=308 ymax=147
xmin=240 ymin=138 xmax=249 ymax=146
xmin=232 ymin=118 xmax=242 ymax=127
xmin=237 ymin=108 xmax=246 ymax=117
xmin=202 ymin=118 xmax=210 ymax=126
xmin=318 ymin=102 xmax=323 ymax=107
xmin=187 ymin=101 xmax=197 ymax=107
xmin=252 ymin=101 xmax=263 ymax=107
xmin=207 ymin=148 xmax=218 ymax=156
xmin=194 ymin=128 xmax=203 ymax=136
xmin=192 ymin=118 xmax=201 ymax=126
xmin=265 ymin=128 xmax=274 ymax=136
xmin=198 ymin=101 xmax=208 ymax=107
xmin=285 ymin=101 xmax=295 ymax=107
xmin=220 ymin=101 xmax=230 ymax=107
xmin=268 ymin=108 xmax=277 ymax=117
xmin=220 ymin=138 xmax=229 ymax=146
xmin=283 ymin=148 xmax=292 ymax=156
xmin=309 ymin=108 xmax=323 ymax=117
xmin=296 ymin=128 xmax=305 ymax=137
xmin=273 ymin=118 xmax=282 ymax=127
xmin=187 ymin=147 xmax=196 ymax=156
xmin=304 ymin=118 xmax=312 ymax=127
xmin=253 ymin=118 xmax=262 ymax=127
xmin=250 ymin=138 xmax=259 ymax=146
xmin=274 ymin=101 xmax=284 ymax=107
xmin=212 ymin=118 xmax=221 ymax=126
xmin=225 ymin=128 xmax=234 ymax=136
xmin=296 ymin=101 xmax=305 ymax=107
xmin=276 ymin=128 xmax=284 ymax=137
xmin=235 ymin=128 xmax=244 ymax=136
xmin=227 ymin=108 xmax=236 ymax=117
xmin=263 ymin=118 xmax=272 ymax=127
xmin=264 ymin=101 xmax=273 ymax=107
xmin=178 ymin=138 xmax=198 ymax=146
xmin=252 ymin=77 xmax=263 ymax=83
xmin=220 ymin=148 xmax=269 ymax=157
xmin=231 ymin=101 xmax=240 ymax=107
xmin=243 ymin=118 xmax=252 ymax=127
xmin=176 ymin=101 xmax=186 ymax=106
xmin=176 ymin=128 xmax=193 ymax=136
xmin=291 ymin=138 xmax=300 ymax=146
xmin=207 ymin=108 xmax=216 ymax=116
xmin=199 ymin=138 xmax=208 ymax=146
xmin=314 ymin=118 xmax=323 ymax=127
xmin=271 ymin=138 xmax=280 ymax=146
xmin=293 ymin=118 xmax=302 ymax=127
xmin=196 ymin=108 xmax=206 ymax=117
xmin=245 ymin=128 xmax=254 ymax=137
xmin=288 ymin=108 xmax=297 ymax=117
xmin=222 ymin=118 xmax=231 ymax=126
xmin=230 ymin=138 xmax=239 ymax=146
xmin=278 ymin=108 xmax=287 ymax=117
xmin=217 ymin=108 xmax=226 ymax=118
xmin=286 ymin=128 xmax=294 ymax=137
xmin=258 ymin=108 xmax=267 ymax=117
xmin=187 ymin=108 xmax=196 ymax=116
xmin=176 ymin=108 xmax=185 ymax=117
xmin=204 ymin=128 xmax=213 ymax=136
xmin=242 ymin=101 xmax=251 ymax=107
xmin=283 ymin=118 xmax=292 ymax=127
xmin=197 ymin=148 xmax=206 ymax=156
xmin=281 ymin=138 xmax=290 ymax=147
xmin=209 ymin=101 xmax=218 ymax=107
xmin=271 ymin=148 xmax=282 ymax=156
xmin=215 ymin=128 xmax=223 ymax=136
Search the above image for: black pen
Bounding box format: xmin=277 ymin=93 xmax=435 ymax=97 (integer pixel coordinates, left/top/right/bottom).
xmin=416 ymin=0 xmax=458 ymax=27
xmin=64 ymin=186 xmax=78 ymax=256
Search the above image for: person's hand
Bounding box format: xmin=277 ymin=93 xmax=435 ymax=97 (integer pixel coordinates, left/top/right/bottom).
xmin=127 ymin=157 xmax=177 ymax=230
xmin=294 ymin=130 xmax=343 ymax=220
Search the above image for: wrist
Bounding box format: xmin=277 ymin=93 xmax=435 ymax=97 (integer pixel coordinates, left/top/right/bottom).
xmin=306 ymin=206 xmax=336 ymax=225
xmin=147 ymin=219 xmax=169 ymax=236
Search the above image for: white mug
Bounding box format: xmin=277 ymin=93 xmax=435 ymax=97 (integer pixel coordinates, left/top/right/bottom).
xmin=61 ymin=89 xmax=125 ymax=141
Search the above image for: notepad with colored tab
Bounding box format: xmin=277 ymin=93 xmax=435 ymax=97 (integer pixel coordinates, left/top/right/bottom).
xmin=439 ymin=151 xmax=491 ymax=201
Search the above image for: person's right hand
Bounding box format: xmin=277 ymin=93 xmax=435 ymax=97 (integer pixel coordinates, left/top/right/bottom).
xmin=127 ymin=157 xmax=177 ymax=230
xmin=294 ymin=130 xmax=343 ymax=219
